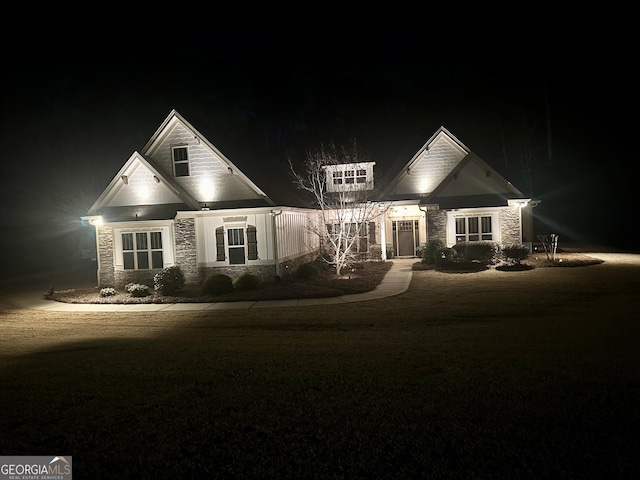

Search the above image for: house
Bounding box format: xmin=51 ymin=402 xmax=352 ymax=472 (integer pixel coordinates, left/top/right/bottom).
xmin=82 ymin=110 xmax=534 ymax=288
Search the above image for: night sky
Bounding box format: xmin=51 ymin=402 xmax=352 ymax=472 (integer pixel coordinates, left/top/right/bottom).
xmin=2 ymin=25 xmax=636 ymax=277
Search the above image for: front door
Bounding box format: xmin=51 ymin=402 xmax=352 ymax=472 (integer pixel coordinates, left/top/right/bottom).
xmin=393 ymin=220 xmax=419 ymax=256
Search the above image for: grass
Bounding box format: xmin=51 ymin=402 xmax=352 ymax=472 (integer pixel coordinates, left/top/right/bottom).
xmin=1 ymin=252 xmax=638 ymax=478
xmin=46 ymin=253 xmax=601 ymax=305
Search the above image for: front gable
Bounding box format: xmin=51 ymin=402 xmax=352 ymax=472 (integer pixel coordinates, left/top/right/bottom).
xmin=382 ymin=127 xmax=469 ymax=199
xmin=88 ymin=151 xmax=200 ymax=217
xmin=431 ymin=152 xmax=524 ymax=200
xmin=142 ymin=110 xmax=274 ymax=207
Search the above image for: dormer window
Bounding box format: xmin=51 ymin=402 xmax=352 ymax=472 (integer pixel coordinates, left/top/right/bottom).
xmin=345 ymin=170 xmax=355 ymax=184
xmin=172 ymin=146 xmax=189 ymax=177
xmin=325 ymin=162 xmax=375 ymax=193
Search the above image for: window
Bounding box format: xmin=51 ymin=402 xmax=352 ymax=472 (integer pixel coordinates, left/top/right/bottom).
xmin=172 ymin=146 xmax=189 ymax=177
xmin=325 ymin=162 xmax=375 ymax=192
xmin=455 ymin=215 xmax=493 ymax=243
xmin=227 ymin=228 xmax=245 ymax=265
xmin=122 ymin=232 xmax=163 ymax=269
xmin=215 ymin=225 xmax=258 ymax=264
xmin=345 ymin=170 xmax=355 ymax=184
xmin=325 ymin=222 xmax=369 ymax=253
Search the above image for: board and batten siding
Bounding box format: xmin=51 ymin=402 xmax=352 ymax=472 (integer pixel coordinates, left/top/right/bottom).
xmin=275 ymin=209 xmax=319 ymax=262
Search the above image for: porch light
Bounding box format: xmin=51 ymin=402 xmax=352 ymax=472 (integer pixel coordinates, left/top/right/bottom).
xmin=508 ymin=199 xmax=531 ymax=208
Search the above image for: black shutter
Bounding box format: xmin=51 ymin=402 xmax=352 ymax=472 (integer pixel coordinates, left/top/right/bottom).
xmin=368 ymin=222 xmax=376 ymax=243
xmin=247 ymin=225 xmax=258 ymax=260
xmin=215 ymin=226 xmax=225 ymax=261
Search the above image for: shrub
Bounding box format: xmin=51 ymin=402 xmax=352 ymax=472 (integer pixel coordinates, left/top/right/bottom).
xmin=435 ymin=247 xmax=456 ymax=267
xmin=502 ymin=243 xmax=530 ymax=264
xmin=421 ymin=239 xmax=445 ymax=265
xmin=100 ymin=287 xmax=116 ymax=297
xmin=295 ymin=261 xmax=321 ymax=280
xmin=461 ymin=241 xmax=499 ymax=264
xmin=126 ymin=283 xmax=151 ymax=297
xmin=202 ymin=274 xmax=234 ymax=295
xmin=234 ymin=273 xmax=261 ymax=291
xmin=154 ymin=265 xmax=185 ymax=295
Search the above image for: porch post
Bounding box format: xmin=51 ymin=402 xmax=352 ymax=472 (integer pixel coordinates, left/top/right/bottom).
xmin=380 ymin=208 xmax=387 ymax=261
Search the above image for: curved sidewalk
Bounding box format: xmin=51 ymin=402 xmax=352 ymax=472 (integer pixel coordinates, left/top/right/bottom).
xmin=8 ymin=259 xmax=415 ymax=312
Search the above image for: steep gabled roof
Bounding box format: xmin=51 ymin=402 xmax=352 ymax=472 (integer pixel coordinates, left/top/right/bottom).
xmin=141 ymin=109 xmax=274 ymax=206
xmin=379 ymin=126 xmax=470 ymax=200
xmin=420 ymin=151 xmax=527 ymax=208
xmin=87 ymin=151 xmax=200 ymax=216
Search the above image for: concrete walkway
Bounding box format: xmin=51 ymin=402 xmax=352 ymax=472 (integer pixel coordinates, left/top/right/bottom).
xmin=8 ymin=259 xmax=416 ymax=312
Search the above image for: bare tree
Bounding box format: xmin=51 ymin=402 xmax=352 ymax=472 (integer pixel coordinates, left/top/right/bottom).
xmin=289 ymin=141 xmax=387 ymax=276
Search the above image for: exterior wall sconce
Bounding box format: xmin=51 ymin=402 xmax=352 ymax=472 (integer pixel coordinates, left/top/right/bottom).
xmin=153 ymin=175 xmax=160 ymax=183
xmin=121 ymin=175 xmax=128 ymax=184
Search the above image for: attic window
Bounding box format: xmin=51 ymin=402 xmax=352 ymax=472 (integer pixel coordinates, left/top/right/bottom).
xmin=172 ymin=146 xmax=190 ymax=177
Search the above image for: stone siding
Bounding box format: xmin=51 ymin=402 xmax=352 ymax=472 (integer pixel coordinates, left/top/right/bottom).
xmin=427 ymin=209 xmax=447 ymax=244
xmin=97 ymin=226 xmax=115 ymax=287
xmin=114 ymin=269 xmax=161 ymax=289
xmin=200 ymin=264 xmax=278 ymax=284
xmin=500 ymin=208 xmax=521 ymax=245
xmin=278 ymin=251 xmax=319 ymax=279
xmin=174 ymin=218 xmax=199 ymax=285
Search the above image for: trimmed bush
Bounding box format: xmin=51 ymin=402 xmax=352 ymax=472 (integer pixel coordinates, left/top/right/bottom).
xmin=502 ymin=243 xmax=530 ymax=264
xmin=421 ymin=239 xmax=445 ymax=265
xmin=202 ymin=274 xmax=234 ymax=295
xmin=154 ymin=265 xmax=185 ymax=295
xmin=435 ymin=247 xmax=456 ymax=267
xmin=295 ymin=261 xmax=321 ymax=280
xmin=234 ymin=273 xmax=261 ymax=291
xmin=461 ymin=241 xmax=499 ymax=264
xmin=100 ymin=287 xmax=116 ymax=297
xmin=126 ymin=283 xmax=151 ymax=297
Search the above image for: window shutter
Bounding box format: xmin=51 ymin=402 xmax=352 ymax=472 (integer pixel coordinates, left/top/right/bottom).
xmin=368 ymin=222 xmax=376 ymax=243
xmin=247 ymin=225 xmax=258 ymax=260
xmin=215 ymin=226 xmax=225 ymax=261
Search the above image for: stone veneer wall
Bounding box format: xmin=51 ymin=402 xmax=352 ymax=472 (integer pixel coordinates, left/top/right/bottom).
xmin=426 ymin=209 xmax=447 ymax=244
xmin=277 ymin=250 xmax=319 ymax=279
xmin=97 ymin=225 xmax=115 ymax=287
xmin=174 ymin=218 xmax=199 ymax=285
xmin=200 ymin=264 xmax=277 ymax=284
xmin=500 ymin=207 xmax=521 ymax=245
xmin=114 ymin=269 xmax=160 ymax=289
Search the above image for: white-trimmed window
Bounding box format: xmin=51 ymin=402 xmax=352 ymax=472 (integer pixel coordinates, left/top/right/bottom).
xmin=172 ymin=146 xmax=189 ymax=177
xmin=455 ymin=215 xmax=493 ymax=243
xmin=326 ymin=222 xmax=369 ymax=253
xmin=215 ymin=225 xmax=258 ymax=264
xmin=345 ymin=170 xmax=355 ymax=184
xmin=122 ymin=232 xmax=164 ymax=269
xmin=325 ymin=162 xmax=375 ymax=192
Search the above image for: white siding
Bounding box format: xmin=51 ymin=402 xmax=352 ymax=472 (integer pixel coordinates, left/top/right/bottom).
xmin=147 ymin=121 xmax=261 ymax=203
xmin=108 ymin=161 xmax=183 ymax=206
xmin=395 ymin=134 xmax=466 ymax=195
xmin=276 ymin=210 xmax=319 ymax=261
